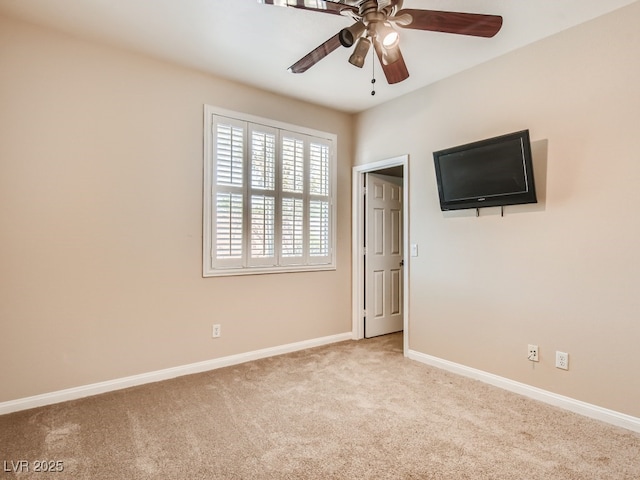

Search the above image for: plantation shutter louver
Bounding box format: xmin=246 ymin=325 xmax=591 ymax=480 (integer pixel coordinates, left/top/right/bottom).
xmin=250 ymin=195 xmax=275 ymax=259
xmin=282 ymin=136 xmax=304 ymax=194
xmin=216 ymin=192 xmax=243 ymax=259
xmin=281 ymin=197 xmax=304 ymax=259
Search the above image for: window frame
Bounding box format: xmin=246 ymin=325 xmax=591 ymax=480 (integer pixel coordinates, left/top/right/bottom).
xmin=203 ymin=105 xmax=337 ymax=277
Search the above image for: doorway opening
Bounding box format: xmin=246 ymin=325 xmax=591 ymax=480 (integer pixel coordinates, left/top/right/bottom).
xmin=352 ymin=155 xmax=409 ymax=356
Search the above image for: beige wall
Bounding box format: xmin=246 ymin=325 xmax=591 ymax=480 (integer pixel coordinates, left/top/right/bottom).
xmin=0 ymin=15 xmax=353 ymax=402
xmin=355 ymin=2 xmax=640 ymax=417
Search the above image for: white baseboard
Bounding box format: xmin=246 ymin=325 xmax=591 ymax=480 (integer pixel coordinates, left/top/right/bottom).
xmin=0 ymin=332 xmax=353 ymax=416
xmin=408 ymin=349 xmax=640 ymax=434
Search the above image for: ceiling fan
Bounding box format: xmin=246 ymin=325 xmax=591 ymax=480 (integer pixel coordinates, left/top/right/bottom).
xmin=259 ymin=0 xmax=503 ymax=85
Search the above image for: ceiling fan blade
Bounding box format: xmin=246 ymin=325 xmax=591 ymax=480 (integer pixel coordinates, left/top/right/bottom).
xmin=396 ymin=9 xmax=503 ymax=38
xmin=374 ymin=41 xmax=410 ymax=84
xmin=288 ymin=33 xmax=342 ymax=73
xmin=258 ymin=0 xmax=358 ymax=16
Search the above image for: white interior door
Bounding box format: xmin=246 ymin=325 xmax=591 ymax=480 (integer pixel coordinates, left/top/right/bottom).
xmin=365 ymin=173 xmax=403 ymax=338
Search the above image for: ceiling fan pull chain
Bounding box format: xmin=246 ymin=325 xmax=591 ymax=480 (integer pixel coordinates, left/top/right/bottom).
xmin=371 ymin=45 xmax=376 ymax=96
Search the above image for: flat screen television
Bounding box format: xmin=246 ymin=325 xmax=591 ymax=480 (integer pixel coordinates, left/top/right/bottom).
xmin=433 ymin=130 xmax=537 ymax=211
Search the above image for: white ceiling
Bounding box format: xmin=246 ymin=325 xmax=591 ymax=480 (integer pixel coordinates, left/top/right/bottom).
xmin=0 ymin=0 xmax=637 ymax=113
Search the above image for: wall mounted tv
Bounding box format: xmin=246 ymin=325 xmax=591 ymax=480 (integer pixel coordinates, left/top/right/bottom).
xmin=433 ymin=130 xmax=537 ymax=211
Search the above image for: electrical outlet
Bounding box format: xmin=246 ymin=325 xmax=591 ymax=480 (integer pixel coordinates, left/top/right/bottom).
xmin=556 ymin=351 xmax=569 ymax=370
xmin=212 ymin=324 xmax=221 ymax=338
xmin=528 ymin=344 xmax=539 ymax=362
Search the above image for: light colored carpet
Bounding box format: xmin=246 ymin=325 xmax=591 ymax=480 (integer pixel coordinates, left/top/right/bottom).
xmin=1 ymin=333 xmax=639 ymax=479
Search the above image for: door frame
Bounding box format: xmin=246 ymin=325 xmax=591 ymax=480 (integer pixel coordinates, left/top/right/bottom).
xmin=352 ymin=155 xmax=410 ymax=355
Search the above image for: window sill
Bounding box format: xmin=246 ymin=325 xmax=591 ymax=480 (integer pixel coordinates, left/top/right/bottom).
xmin=203 ymin=263 xmax=336 ymax=277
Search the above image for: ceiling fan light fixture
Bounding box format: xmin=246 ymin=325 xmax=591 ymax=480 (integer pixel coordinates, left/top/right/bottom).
xmin=383 ymin=30 xmax=399 ymax=48
xmin=378 ymin=23 xmax=399 ymax=49
xmin=348 ymin=36 xmax=371 ymax=68
xmin=339 ymin=21 xmax=366 ymax=48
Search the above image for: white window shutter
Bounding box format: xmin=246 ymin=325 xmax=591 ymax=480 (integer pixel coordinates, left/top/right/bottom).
xmin=309 ymin=140 xmax=332 ymax=263
xmin=250 ymin=128 xmax=276 ymax=191
xmin=282 ymin=136 xmax=304 ymax=193
xmin=211 ymin=116 xmax=246 ymax=269
xmin=309 ymin=200 xmax=330 ymax=260
xmin=250 ymin=194 xmax=276 ymax=265
xmin=204 ymin=106 xmax=336 ymax=276
xmin=248 ymin=125 xmax=278 ymax=266
xmin=216 ymin=193 xmax=244 ymax=259
xmin=309 ymin=142 xmax=330 ymax=196
xmin=215 ymin=121 xmax=244 ymax=187
xmin=281 ymin=197 xmax=304 ymax=263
